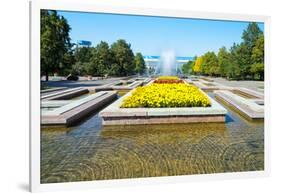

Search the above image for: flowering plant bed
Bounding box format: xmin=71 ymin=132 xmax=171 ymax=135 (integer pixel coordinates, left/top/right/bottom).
xmin=121 ymin=83 xmax=211 ymax=108
xmin=153 ymin=79 xmax=184 ymax=84
xmin=157 ymin=76 xmax=180 ymax=80
xmin=100 ymin=77 xmax=226 ymax=125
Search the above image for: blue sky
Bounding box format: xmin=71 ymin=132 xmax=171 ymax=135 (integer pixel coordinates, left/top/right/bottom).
xmin=58 ymin=11 xmax=264 ymax=57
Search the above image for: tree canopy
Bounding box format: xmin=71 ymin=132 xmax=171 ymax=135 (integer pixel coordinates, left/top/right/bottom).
xmin=192 ymin=57 xmax=203 ymax=73
xmin=134 ymin=52 xmax=146 ymax=75
xmin=201 ymin=52 xmax=219 ymax=76
xmin=182 ymin=60 xmax=194 ymax=75
xmin=242 ymin=22 xmax=263 ymax=49
xmin=90 ymin=41 xmax=112 ymax=76
xmin=217 ymin=47 xmax=230 ymax=77
xmin=110 ymin=39 xmax=135 ymax=76
xmin=41 ymin=10 xmax=72 ymax=81
xmin=41 ymin=11 xmax=146 ymax=79
xmin=191 ymin=22 xmax=264 ymax=80
xmin=73 ymin=39 xmax=144 ymax=77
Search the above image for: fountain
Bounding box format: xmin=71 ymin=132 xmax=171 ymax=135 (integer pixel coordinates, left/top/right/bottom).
xmin=160 ymin=50 xmax=176 ymax=75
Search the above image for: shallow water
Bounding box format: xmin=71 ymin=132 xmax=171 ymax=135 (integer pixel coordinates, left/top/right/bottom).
xmin=41 ymin=94 xmax=264 ymax=183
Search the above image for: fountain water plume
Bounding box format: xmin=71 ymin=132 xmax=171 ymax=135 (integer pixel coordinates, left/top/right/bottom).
xmin=160 ymin=50 xmax=176 ymax=76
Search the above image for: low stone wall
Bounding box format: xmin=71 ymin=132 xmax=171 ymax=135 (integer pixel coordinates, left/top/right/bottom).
xmin=41 ymin=87 xmax=89 ymax=100
xmin=42 ymin=91 xmax=117 ymax=126
xmin=40 ymin=87 xmax=66 ymax=94
xmin=214 ymin=90 xmax=264 ymax=120
xmin=233 ymin=87 xmax=264 ymax=99
xmin=111 ymin=80 xmax=143 ymax=90
xmin=95 ymin=79 xmax=150 ymax=91
xmin=102 ymin=115 xmax=225 ymax=125
xmin=191 ymin=79 xmax=231 ymax=91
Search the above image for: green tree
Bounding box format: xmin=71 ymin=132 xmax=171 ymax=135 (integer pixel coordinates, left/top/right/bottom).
xmin=110 ymin=39 xmax=135 ymax=76
xmin=251 ymin=35 xmax=264 ymax=80
xmin=74 ymin=47 xmax=92 ymax=63
xmin=134 ymin=53 xmax=146 ymax=75
xmin=194 ymin=22 xmax=264 ymax=80
xmin=201 ymin=52 xmax=219 ymax=76
xmin=90 ymin=41 xmax=112 ymax=76
xmin=242 ymin=22 xmax=263 ymax=49
xmin=182 ymin=60 xmax=194 ymax=75
xmin=83 ymin=47 xmax=98 ymax=76
xmin=107 ymin=63 xmax=122 ymax=77
xmin=226 ymin=43 xmax=242 ymax=79
xmin=73 ymin=47 xmax=92 ymax=76
xmin=239 ymin=22 xmax=263 ymax=79
xmin=231 ymin=43 xmax=253 ymax=79
xmin=218 ymin=47 xmax=230 ymax=77
xmin=41 ymin=10 xmax=72 ymax=81
xmin=60 ymin=51 xmax=75 ymax=76
xmin=252 ymin=35 xmax=264 ymax=64
xmin=70 ymin=61 xmax=85 ymax=76
xmin=250 ymin=63 xmax=264 ymax=80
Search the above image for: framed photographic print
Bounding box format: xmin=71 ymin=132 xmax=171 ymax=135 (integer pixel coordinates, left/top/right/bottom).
xmin=30 ymin=0 xmax=270 ymax=192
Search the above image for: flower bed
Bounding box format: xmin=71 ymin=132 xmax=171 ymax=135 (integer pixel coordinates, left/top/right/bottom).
xmin=153 ymin=79 xmax=184 ymax=84
xmin=157 ymin=76 xmax=180 ymax=80
xmin=121 ymin=83 xmax=211 ymax=108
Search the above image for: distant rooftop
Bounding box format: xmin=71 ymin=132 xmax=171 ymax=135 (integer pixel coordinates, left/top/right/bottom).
xmin=77 ymin=40 xmax=92 ymax=46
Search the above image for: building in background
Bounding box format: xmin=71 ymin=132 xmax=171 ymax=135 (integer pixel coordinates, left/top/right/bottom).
xmin=76 ymin=40 xmax=92 ymax=48
xmin=143 ymin=55 xmax=194 ymax=75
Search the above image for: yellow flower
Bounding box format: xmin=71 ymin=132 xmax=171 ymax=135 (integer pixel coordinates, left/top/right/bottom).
xmin=121 ymin=82 xmax=211 ymax=108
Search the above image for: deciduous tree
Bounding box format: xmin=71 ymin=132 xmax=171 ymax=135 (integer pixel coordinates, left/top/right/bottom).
xmin=134 ymin=53 xmax=146 ymax=75
xmin=91 ymin=41 xmax=112 ymax=76
xmin=182 ymin=60 xmax=194 ymax=75
xmin=192 ymin=57 xmax=203 ymax=74
xmin=41 ymin=10 xmax=72 ymax=81
xmin=110 ymin=39 xmax=135 ymax=76
xmin=201 ymin=52 xmax=219 ymax=76
xmin=218 ymin=47 xmax=230 ymax=77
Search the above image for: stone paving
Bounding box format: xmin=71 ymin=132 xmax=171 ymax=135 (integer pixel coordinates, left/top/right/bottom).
xmin=210 ymin=77 xmax=264 ymax=93
xmin=41 ymin=91 xmax=118 ymax=126
xmin=188 ymin=77 xmax=264 ymax=120
xmin=190 ymin=78 xmax=231 ymax=91
xmin=214 ymin=90 xmax=264 ymax=120
xmin=41 ymin=77 xmax=134 ymax=89
xmin=95 ymin=78 xmax=151 ymax=91
xmin=40 ymin=76 xmax=264 ymax=125
xmin=41 ymin=87 xmax=89 ymax=100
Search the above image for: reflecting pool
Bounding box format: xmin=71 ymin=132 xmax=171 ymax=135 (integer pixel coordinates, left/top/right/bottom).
xmin=41 ymin=93 xmax=264 ymax=183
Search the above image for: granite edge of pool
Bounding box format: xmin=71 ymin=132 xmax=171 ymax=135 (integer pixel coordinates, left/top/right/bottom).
xmin=100 ymin=88 xmax=228 ymax=125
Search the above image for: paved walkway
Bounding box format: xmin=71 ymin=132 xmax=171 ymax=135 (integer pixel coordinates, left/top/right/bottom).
xmin=42 ymin=76 xmax=264 ymax=94
xmin=42 ymin=77 xmax=130 ymax=89
xmin=211 ymin=77 xmax=264 ymax=93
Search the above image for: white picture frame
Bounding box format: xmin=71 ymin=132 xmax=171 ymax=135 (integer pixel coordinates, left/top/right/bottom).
xmin=30 ymin=0 xmax=271 ymax=192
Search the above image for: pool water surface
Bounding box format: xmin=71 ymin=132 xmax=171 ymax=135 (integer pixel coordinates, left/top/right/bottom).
xmin=41 ymin=93 xmax=264 ymax=183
